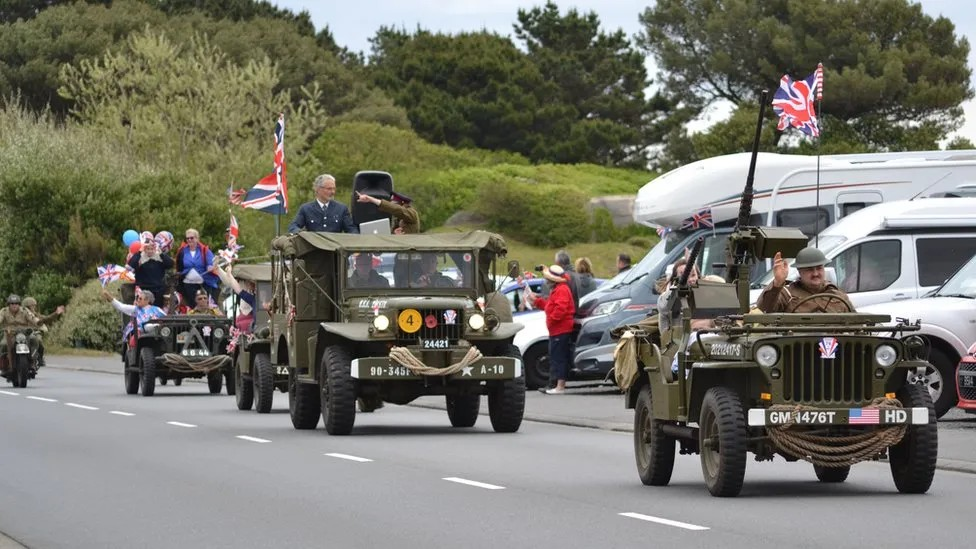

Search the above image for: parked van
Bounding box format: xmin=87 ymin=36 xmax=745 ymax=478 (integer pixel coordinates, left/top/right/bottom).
xmin=749 ymin=197 xmax=976 ymax=309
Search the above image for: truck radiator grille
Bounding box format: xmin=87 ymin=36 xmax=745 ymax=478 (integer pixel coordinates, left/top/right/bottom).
xmin=781 ymin=340 xmax=874 ymax=403
xmin=395 ymin=308 xmax=463 ymax=346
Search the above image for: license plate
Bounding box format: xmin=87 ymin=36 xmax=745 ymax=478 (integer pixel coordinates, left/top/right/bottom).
xmin=364 ymin=364 xmax=415 ymax=378
xmin=180 ymin=349 xmax=210 ymax=357
xmin=962 ymin=374 xmax=975 ymax=388
xmin=421 ymin=338 xmax=450 ymax=350
xmin=15 ymin=343 xmax=28 ymax=354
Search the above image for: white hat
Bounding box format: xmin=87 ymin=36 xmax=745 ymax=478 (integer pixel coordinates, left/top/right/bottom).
xmin=542 ymin=264 xmax=567 ymax=284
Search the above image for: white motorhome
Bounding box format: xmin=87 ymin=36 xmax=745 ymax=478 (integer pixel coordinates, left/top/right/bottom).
xmin=634 ymin=149 xmax=976 ymax=235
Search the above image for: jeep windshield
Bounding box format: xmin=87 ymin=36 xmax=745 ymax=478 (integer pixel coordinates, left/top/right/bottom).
xmin=345 ymin=250 xmax=473 ymax=290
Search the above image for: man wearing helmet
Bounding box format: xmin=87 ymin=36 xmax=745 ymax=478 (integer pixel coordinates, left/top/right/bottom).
xmin=757 ymin=247 xmax=854 ymax=314
xmin=0 ymin=295 xmax=63 ymax=370
xmin=22 ymin=296 xmax=65 ymax=368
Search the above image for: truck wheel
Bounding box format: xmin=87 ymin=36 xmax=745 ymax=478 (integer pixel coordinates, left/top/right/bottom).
xmin=890 ymin=383 xmax=938 ymax=494
xmin=207 ymin=370 xmax=223 ymax=394
xmin=160 ymin=378 xmax=168 ymax=385
xmin=446 ymin=394 xmax=480 ymax=427
xmin=124 ymin=351 xmax=140 ymax=395
xmin=173 ymin=378 xmax=182 ymax=386
xmin=908 ymin=347 xmax=957 ymax=418
xmin=699 ymin=387 xmax=747 ymax=497
xmin=634 ymin=384 xmax=675 ymax=486
xmin=235 ymin=356 xmax=253 ymax=411
xmin=289 ymin=367 xmax=320 ymax=430
xmin=140 ymin=347 xmax=156 ymax=397
xmin=14 ymin=355 xmax=29 ymax=388
xmin=522 ymin=342 xmax=549 ymax=390
xmin=224 ymin=367 xmax=236 ymax=396
xmin=487 ymin=344 xmax=526 ymax=433
xmin=253 ymin=353 xmax=274 ymax=413
xmin=321 ymin=344 xmax=357 ymax=435
xmin=814 ymin=465 xmax=850 ymax=483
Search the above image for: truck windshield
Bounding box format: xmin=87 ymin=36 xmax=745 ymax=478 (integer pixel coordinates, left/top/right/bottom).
xmin=346 ymin=251 xmax=473 ymax=290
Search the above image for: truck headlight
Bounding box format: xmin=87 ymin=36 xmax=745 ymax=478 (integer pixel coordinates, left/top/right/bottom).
xmin=212 ymin=328 xmax=224 ymax=339
xmin=15 ymin=333 xmax=27 ymax=343
xmin=468 ymin=313 xmax=485 ymax=330
xmin=143 ymin=323 xmax=159 ymax=335
xmin=372 ymin=314 xmax=390 ymax=332
xmin=756 ymin=345 xmax=778 ymax=367
xmin=875 ymin=344 xmax=897 ymax=367
xmin=160 ymin=326 xmax=171 ymax=337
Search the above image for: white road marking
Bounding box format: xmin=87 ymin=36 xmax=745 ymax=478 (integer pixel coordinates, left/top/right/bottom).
xmin=325 ymin=453 xmax=373 ymax=463
xmin=26 ymin=396 xmax=57 ymax=402
xmin=236 ymin=435 xmax=271 ymax=444
xmin=442 ymin=477 xmax=505 ymax=490
xmin=0 ymin=390 xmax=19 ymax=396
xmin=65 ymin=403 xmax=99 ymax=410
xmin=619 ymin=512 xmax=710 ymax=531
xmin=166 ymin=421 xmax=197 ymax=428
xmin=110 ymin=411 xmax=135 ymax=417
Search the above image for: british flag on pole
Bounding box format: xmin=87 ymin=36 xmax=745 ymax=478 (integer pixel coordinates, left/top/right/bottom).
xmin=241 ymin=113 xmax=288 ymax=214
xmin=680 ymin=208 xmax=714 ymax=230
xmin=771 ymin=63 xmax=824 ymax=138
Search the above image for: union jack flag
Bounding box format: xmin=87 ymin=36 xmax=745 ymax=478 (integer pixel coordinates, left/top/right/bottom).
xmin=227 ymin=183 xmax=247 ymax=205
xmin=680 ymin=208 xmax=713 ymax=230
xmin=97 ymin=264 xmax=134 ymax=286
xmin=772 ymin=63 xmax=823 ymax=137
xmin=226 ymin=212 xmax=240 ymax=250
xmin=241 ymin=113 xmax=288 ymax=214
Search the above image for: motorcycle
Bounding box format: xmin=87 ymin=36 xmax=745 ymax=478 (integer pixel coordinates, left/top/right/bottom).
xmin=1 ymin=328 xmax=38 ymax=388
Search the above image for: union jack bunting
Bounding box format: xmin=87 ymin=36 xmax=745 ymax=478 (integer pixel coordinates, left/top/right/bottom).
xmin=772 ymin=64 xmax=823 ymax=137
xmin=680 ymin=208 xmax=714 ymax=230
xmin=241 ymin=113 xmax=289 ymax=214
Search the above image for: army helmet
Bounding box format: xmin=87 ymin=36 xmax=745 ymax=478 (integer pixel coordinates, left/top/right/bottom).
xmin=7 ymin=294 xmax=21 ymax=305
xmin=793 ymin=247 xmax=829 ymax=269
xmin=23 ymin=296 xmax=37 ymax=308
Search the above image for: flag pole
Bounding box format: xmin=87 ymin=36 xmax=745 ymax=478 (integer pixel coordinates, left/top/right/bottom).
xmin=814 ymin=62 xmax=824 ymax=247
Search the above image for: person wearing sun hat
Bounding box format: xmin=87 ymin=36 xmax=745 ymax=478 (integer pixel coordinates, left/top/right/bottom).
xmin=525 ymin=264 xmax=576 ymax=394
xmin=356 ymin=190 xmax=420 ymax=234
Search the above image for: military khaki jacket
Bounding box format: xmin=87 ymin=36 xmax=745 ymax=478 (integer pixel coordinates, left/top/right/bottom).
xmin=756 ymin=281 xmax=853 ymax=313
xmin=378 ymin=200 xmax=421 ymax=234
xmin=0 ymin=307 xmax=41 ymax=330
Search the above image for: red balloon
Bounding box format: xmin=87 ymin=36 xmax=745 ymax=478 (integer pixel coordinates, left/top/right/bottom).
xmin=129 ymin=241 xmax=142 ymax=254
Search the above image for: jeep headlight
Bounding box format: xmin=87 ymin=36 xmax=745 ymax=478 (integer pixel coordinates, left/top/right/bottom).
xmin=468 ymin=313 xmax=485 ymax=330
xmin=755 ymin=345 xmax=779 ymax=367
xmin=160 ymin=326 xmax=171 ymax=337
xmin=143 ymin=323 xmax=159 ymax=335
xmin=875 ymin=344 xmax=897 ymax=367
xmin=372 ymin=314 xmax=390 ymax=332
xmin=14 ymin=333 xmax=27 ymax=343
xmin=212 ymin=328 xmax=224 ymax=339
xmin=591 ymin=298 xmax=631 ymax=317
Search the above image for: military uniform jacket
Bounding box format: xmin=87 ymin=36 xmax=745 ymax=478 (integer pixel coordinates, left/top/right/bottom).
xmin=0 ymin=307 xmax=41 ymax=330
xmin=377 ymin=200 xmax=420 ymax=234
xmin=288 ymin=200 xmax=359 ymax=234
xmin=756 ymin=281 xmax=853 ymax=313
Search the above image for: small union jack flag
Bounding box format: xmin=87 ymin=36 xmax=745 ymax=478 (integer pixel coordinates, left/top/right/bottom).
xmin=680 ymin=208 xmax=713 ymax=230
xmin=227 ymin=183 xmax=247 ymax=205
xmin=772 ymin=64 xmax=823 ymax=137
xmin=819 ymin=337 xmax=838 ymax=359
xmin=656 ymin=226 xmax=672 ymax=238
xmin=241 ymin=113 xmax=288 ymax=214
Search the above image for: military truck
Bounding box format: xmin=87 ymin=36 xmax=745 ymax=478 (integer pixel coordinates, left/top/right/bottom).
xmin=615 ymin=95 xmax=938 ymax=497
xmin=227 ymin=264 xmax=285 ymax=413
xmin=269 ymin=230 xmax=526 ymax=435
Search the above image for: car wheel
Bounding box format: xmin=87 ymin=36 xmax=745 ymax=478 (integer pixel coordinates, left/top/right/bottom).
xmin=907 ymin=347 xmax=957 ymax=418
xmin=522 ymin=342 xmax=549 ymax=390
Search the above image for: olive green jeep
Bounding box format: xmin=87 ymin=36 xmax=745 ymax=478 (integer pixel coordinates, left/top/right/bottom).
xmin=226 ymin=264 xmax=284 ymax=413
xmin=616 ymin=226 xmax=938 ymax=497
xmin=269 ymin=230 xmax=526 ymax=435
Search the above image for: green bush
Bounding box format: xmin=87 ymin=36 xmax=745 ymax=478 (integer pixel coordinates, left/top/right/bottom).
xmin=50 ymin=279 xmax=123 ymax=352
xmin=474 ymin=178 xmax=590 ymax=247
xmin=26 ymin=271 xmax=73 ymax=313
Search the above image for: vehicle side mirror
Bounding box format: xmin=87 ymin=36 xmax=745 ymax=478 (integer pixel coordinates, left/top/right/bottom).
xmin=507 ymin=260 xmax=520 ymax=279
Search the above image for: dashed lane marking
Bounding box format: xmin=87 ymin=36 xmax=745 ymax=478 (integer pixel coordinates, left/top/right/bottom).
xmin=110 ymin=411 xmax=135 ymax=417
xmin=619 ymin=512 xmax=710 ymax=531
xmin=25 ymin=396 xmax=57 ymax=402
xmin=0 ymin=390 xmax=19 ymax=396
xmin=442 ymin=477 xmax=505 ymax=490
xmin=236 ymin=435 xmax=271 ymax=444
xmin=325 ymin=453 xmax=373 ymax=463
xmin=65 ymin=403 xmax=99 ymax=410
xmin=166 ymin=421 xmax=197 ymax=428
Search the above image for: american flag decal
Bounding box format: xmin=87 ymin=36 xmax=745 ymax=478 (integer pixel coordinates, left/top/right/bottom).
xmin=849 ymin=408 xmax=880 ymax=425
xmin=819 ymin=337 xmax=838 ymax=359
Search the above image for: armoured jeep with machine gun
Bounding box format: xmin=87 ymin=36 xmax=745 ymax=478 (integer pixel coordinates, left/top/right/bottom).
xmin=614 ymin=93 xmax=938 ymax=497
xmin=269 ymin=230 xmax=526 ymax=435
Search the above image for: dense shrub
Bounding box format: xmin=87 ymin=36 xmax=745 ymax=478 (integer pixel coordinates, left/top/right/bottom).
xmin=50 ymin=279 xmax=122 ymax=352
xmin=474 ymin=178 xmax=590 ymax=248
xmin=25 ymin=271 xmax=73 ymax=313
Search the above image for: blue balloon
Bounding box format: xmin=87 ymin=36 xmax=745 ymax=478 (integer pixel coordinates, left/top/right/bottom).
xmin=122 ymin=229 xmax=139 ymax=247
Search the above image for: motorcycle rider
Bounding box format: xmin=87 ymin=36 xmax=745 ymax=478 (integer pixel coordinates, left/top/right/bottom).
xmin=22 ymin=296 xmax=64 ymax=368
xmin=0 ymin=295 xmax=62 ymax=372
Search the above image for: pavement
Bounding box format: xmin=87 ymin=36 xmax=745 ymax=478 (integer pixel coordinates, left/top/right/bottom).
xmin=47 ymin=353 xmax=976 ymax=474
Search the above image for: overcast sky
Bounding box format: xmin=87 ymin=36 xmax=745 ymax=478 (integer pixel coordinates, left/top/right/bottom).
xmin=272 ymin=0 xmax=976 ymax=144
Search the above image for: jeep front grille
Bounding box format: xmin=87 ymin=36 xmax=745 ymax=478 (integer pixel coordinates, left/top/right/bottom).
xmin=781 ymin=340 xmax=874 ymax=403
xmin=396 ymin=308 xmax=463 ymax=345
xmin=959 ymin=362 xmax=976 ymax=401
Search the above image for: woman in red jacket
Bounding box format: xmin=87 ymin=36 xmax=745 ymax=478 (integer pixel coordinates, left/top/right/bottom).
xmin=526 ymin=265 xmax=576 ymax=394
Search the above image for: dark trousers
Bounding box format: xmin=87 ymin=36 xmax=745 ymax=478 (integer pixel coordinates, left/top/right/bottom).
xmin=547 ymin=332 xmax=573 ymax=384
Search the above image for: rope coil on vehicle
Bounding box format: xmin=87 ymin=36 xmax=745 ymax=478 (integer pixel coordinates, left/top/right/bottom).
xmin=388 ymin=346 xmax=483 ymax=376
xmin=160 ymin=353 xmax=231 ymax=374
xmin=765 ymin=397 xmax=907 ymax=467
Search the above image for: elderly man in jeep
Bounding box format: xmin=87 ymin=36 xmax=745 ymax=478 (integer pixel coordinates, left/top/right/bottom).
xmin=757 ymin=246 xmax=854 ymax=313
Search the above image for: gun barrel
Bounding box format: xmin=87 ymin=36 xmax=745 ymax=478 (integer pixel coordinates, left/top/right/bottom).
xmin=679 ymin=237 xmax=705 ymax=288
xmin=736 ymin=89 xmax=769 ymax=230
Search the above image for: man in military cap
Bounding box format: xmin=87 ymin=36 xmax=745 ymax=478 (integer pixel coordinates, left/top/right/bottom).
xmin=757 ymin=247 xmax=854 ymax=313
xmin=22 ymin=296 xmax=64 ymax=368
xmin=356 ymin=190 xmax=420 ymax=234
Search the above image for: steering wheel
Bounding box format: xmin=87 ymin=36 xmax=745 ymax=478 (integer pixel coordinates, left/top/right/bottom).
xmin=788 ymin=292 xmax=855 ymax=313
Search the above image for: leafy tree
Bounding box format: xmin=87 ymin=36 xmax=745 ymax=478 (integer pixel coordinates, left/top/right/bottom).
xmin=638 ymin=0 xmax=973 ymax=152
xmin=0 ymin=0 xmax=107 ymax=24
xmin=149 ymin=0 xmax=316 ymax=35
xmin=513 ymin=1 xmax=651 ymax=166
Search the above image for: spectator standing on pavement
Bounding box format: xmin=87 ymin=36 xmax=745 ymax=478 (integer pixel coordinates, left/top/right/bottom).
xmin=574 ymin=257 xmax=598 ymax=297
xmin=617 ymin=253 xmax=632 ymax=274
xmin=542 ymin=250 xmax=580 ymax=311
xmin=525 ymin=265 xmax=576 ymax=395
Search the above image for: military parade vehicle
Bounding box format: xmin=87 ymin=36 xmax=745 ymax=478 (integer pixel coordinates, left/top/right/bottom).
xmin=1 ymin=328 xmax=39 ymax=388
xmin=227 ymin=263 xmax=285 ymax=413
xmin=269 ymin=230 xmax=525 ymax=435
xmin=614 ymin=96 xmax=939 ymax=497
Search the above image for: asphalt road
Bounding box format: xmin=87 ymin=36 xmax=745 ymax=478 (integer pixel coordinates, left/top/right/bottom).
xmin=1 ymin=368 xmax=973 ymax=549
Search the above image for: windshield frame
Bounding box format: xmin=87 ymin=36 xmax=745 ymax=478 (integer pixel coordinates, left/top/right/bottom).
xmin=934 ymin=253 xmax=976 ymax=298
xmin=342 ymin=250 xmax=476 ymax=293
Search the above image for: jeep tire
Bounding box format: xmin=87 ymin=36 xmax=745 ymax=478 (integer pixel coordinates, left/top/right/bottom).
xmin=123 ymin=351 xmax=140 ymax=395
xmin=289 ymin=366 xmax=320 ymax=430
xmin=207 ymin=370 xmax=223 ymax=394
xmin=321 ymin=345 xmax=357 ymax=435
xmin=253 ymin=352 xmax=274 ymax=414
xmin=235 ymin=355 xmax=254 ymax=411
xmin=813 ymin=465 xmax=850 ymax=483
xmin=140 ymin=347 xmax=156 ymax=397
xmin=634 ymin=384 xmax=676 ymax=486
xmin=889 ymin=383 xmax=938 ymax=494
xmin=699 ymin=387 xmax=747 ymax=497
xmin=487 ymin=344 xmax=525 ymax=433
xmin=446 ymin=394 xmax=480 ymax=427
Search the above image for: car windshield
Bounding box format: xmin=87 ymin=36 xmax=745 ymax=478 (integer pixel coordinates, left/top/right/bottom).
xmin=934 ymin=253 xmax=976 ymax=298
xmin=345 ymin=250 xmax=473 ymax=290
xmin=617 ymin=234 xmax=677 ymax=285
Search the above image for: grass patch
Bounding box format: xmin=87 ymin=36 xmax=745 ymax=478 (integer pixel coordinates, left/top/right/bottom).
xmin=46 ymin=344 xmax=115 ymax=358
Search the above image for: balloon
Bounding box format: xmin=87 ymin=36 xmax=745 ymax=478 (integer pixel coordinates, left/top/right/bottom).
xmin=122 ymin=229 xmax=139 ymax=247
xmin=129 ymin=241 xmax=142 ymax=255
xmin=140 ymin=231 xmax=154 ymax=244
xmin=155 ymin=231 xmax=174 ymax=252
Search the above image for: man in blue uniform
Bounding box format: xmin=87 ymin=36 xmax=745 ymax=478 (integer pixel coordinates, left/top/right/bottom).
xmin=288 ymin=174 xmax=359 ymax=234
